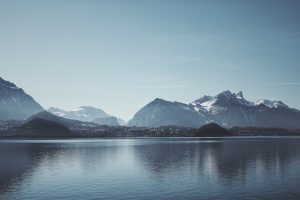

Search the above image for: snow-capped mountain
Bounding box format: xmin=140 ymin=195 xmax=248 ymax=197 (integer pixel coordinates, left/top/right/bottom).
xmin=192 ymin=91 xmax=253 ymax=112
xmin=48 ymin=106 xmax=123 ymax=126
xmin=0 ymin=77 xmax=44 ymax=120
xmin=192 ymin=91 xmax=259 ymax=127
xmin=254 ymin=99 xmax=289 ymax=109
xmin=48 ymin=106 xmax=109 ymax=121
xmin=129 ymin=91 xmax=300 ymax=129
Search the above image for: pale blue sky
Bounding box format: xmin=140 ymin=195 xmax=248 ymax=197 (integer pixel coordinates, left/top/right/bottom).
xmin=1 ymin=0 xmax=300 ymax=120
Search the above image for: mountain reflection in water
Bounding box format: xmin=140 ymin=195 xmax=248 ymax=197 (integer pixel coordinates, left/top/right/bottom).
xmin=1 ymin=138 xmax=300 ymax=200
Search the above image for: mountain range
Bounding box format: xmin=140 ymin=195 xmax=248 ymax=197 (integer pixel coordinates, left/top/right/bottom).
xmin=0 ymin=77 xmax=124 ymax=126
xmin=1 ymin=77 xmax=300 ymax=129
xmin=128 ymin=91 xmax=300 ymax=129
xmin=48 ymin=106 xmax=125 ymax=126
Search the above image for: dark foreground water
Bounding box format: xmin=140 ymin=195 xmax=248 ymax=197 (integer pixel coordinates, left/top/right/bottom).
xmin=1 ymin=137 xmax=300 ymax=200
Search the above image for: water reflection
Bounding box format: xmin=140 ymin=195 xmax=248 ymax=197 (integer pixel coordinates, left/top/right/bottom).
xmin=1 ymin=138 xmax=300 ymax=199
xmin=0 ymin=143 xmax=51 ymax=193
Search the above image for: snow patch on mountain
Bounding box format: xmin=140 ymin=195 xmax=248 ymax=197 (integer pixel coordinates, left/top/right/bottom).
xmin=200 ymin=99 xmax=217 ymax=112
xmin=255 ymin=99 xmax=289 ymax=109
xmin=48 ymin=106 xmax=124 ymax=126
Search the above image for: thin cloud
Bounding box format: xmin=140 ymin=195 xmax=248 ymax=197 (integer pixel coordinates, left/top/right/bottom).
xmin=256 ymin=31 xmax=300 ymax=40
xmin=133 ymin=82 xmax=300 ymax=89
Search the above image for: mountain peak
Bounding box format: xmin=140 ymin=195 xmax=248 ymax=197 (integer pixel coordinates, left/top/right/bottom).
xmin=0 ymin=77 xmax=19 ymax=90
xmin=154 ymin=98 xmax=165 ymax=101
xmin=217 ymin=90 xmax=244 ymax=100
xmin=129 ymin=97 xmax=207 ymax=128
xmin=79 ymin=106 xmax=101 ymax=110
xmin=236 ymin=91 xmax=244 ymax=99
xmin=216 ymin=90 xmax=235 ymax=99
xmin=0 ymin=77 xmax=44 ymax=120
xmin=193 ymin=95 xmax=213 ymax=105
xmin=149 ymin=98 xmax=169 ymax=105
xmin=28 ymin=111 xmax=56 ymax=119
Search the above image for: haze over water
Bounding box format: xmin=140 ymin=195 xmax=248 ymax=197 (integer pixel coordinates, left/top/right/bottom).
xmin=1 ymin=138 xmax=300 ymax=200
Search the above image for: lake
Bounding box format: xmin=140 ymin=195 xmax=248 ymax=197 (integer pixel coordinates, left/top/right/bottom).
xmin=1 ymin=137 xmax=300 ymax=200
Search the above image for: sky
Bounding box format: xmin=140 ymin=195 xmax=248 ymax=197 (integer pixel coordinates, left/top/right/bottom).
xmin=1 ymin=0 xmax=300 ymax=120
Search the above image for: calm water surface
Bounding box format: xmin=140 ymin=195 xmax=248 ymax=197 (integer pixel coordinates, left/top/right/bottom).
xmin=1 ymin=137 xmax=300 ymax=200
